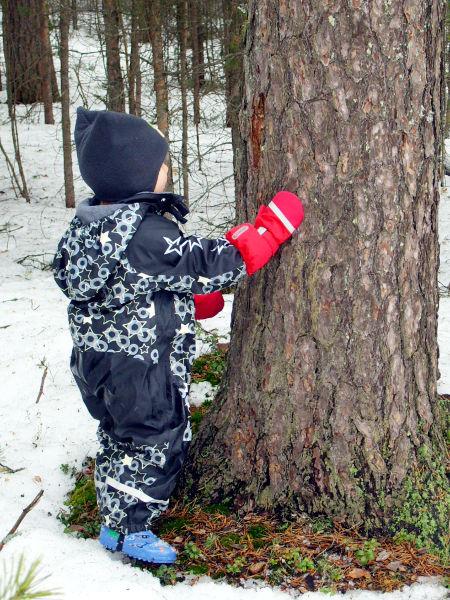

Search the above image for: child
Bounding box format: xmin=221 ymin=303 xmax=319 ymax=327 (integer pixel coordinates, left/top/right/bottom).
xmin=53 ymin=107 xmax=304 ymax=564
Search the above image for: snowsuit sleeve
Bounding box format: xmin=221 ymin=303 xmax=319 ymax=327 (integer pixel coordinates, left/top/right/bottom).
xmin=125 ymin=213 xmax=247 ymax=294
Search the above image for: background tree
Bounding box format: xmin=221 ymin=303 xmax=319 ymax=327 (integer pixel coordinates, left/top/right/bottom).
xmin=102 ymin=0 xmax=125 ymax=112
xmin=59 ymin=0 xmax=75 ymax=208
xmin=177 ymin=0 xmax=190 ymax=203
xmin=2 ymin=0 xmax=59 ymax=109
xmin=182 ymin=0 xmax=447 ymax=547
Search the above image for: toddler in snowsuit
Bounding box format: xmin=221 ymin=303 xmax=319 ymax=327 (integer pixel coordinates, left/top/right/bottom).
xmin=53 ymin=107 xmax=304 ymax=563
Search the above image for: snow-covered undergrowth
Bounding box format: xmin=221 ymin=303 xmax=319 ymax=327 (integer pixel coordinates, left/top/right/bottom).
xmin=0 ymin=19 xmax=448 ymax=600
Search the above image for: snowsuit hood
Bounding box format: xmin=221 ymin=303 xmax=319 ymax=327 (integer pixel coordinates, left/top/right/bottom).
xmin=75 ymin=107 xmax=168 ymax=199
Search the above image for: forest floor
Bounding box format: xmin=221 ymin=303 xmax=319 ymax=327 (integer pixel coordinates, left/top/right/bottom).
xmin=0 ymin=25 xmax=449 ymax=600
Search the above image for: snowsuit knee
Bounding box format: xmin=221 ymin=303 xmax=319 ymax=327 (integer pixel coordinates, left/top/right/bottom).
xmin=53 ymin=199 xmax=246 ymax=534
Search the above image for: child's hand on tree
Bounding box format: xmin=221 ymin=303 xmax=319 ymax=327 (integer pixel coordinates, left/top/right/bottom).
xmin=194 ymin=291 xmax=225 ymax=320
xmin=225 ymin=191 xmax=304 ymax=275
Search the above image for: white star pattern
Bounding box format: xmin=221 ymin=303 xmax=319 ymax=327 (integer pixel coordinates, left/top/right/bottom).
xmin=198 ymin=275 xmax=210 ymax=285
xmin=124 ymin=316 xmax=145 ymax=336
xmin=82 ymin=315 xmax=93 ymax=324
xmin=143 ymin=303 xmax=155 ymax=318
xmin=177 ymin=323 xmax=192 ymax=336
xmin=100 ymin=230 xmax=111 ymax=247
xmin=122 ymin=454 xmax=134 ymax=467
xmin=163 ymin=235 xmax=204 ymax=256
xmin=211 ymin=238 xmax=231 ymax=255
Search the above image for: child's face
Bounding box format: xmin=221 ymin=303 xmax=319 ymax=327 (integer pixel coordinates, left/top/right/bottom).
xmin=154 ymin=162 xmax=168 ymax=193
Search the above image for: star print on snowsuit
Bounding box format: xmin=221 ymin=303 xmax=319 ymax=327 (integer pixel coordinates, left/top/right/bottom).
xmin=53 ymin=199 xmax=246 ymax=534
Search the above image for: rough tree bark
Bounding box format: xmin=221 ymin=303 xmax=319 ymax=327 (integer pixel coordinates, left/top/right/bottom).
xmin=182 ymin=0 xmax=446 ymax=536
xmin=102 ymin=0 xmax=126 ymax=112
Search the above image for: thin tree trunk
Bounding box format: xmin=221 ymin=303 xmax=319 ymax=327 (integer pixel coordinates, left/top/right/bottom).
xmin=189 ymin=0 xmax=202 ymax=169
xmin=38 ymin=0 xmax=54 ymax=124
xmin=177 ymin=0 xmax=189 ymax=202
xmin=146 ymin=0 xmax=173 ymax=190
xmin=71 ymin=0 xmax=78 ymax=29
xmin=183 ymin=0 xmax=446 ymax=544
xmin=60 ymin=0 xmax=75 ymax=208
xmin=222 ymin=0 xmax=245 ymax=191
xmin=102 ymin=0 xmax=126 ymax=112
xmin=128 ymin=0 xmax=141 ymax=116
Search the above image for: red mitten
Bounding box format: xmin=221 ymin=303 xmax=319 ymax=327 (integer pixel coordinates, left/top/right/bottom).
xmin=225 ymin=191 xmax=304 ymax=276
xmin=194 ymin=291 xmax=225 ymax=320
xmin=225 ymin=223 xmax=275 ymax=275
xmin=254 ymin=191 xmax=304 ymax=245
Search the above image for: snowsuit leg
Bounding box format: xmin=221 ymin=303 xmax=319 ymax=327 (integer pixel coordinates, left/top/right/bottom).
xmin=94 ymin=424 xmax=189 ymax=534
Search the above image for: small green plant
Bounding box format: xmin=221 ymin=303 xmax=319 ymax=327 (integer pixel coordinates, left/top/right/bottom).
xmin=354 ymin=539 xmax=379 ymax=566
xmin=0 ymin=554 xmax=59 ymax=599
xmin=153 ymin=565 xmax=178 ymax=586
xmin=311 ymin=517 xmax=333 ymax=533
xmin=192 ymin=348 xmax=227 ymax=386
xmin=317 ymin=557 xmax=343 ymax=581
xmin=183 ymin=541 xmax=204 ymax=560
xmin=319 ymin=586 xmax=335 ymax=594
xmin=204 ymin=534 xmax=219 ymax=549
xmin=284 ymin=548 xmax=315 ymax=573
xmin=226 ymin=556 xmax=247 ymax=574
xmin=59 ymin=463 xmax=77 ymax=477
xmin=220 ymin=532 xmax=242 ymax=548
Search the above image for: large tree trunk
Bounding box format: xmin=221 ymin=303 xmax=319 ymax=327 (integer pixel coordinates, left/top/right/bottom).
xmin=2 ymin=0 xmax=58 ymax=107
xmin=183 ymin=0 xmax=446 ymax=536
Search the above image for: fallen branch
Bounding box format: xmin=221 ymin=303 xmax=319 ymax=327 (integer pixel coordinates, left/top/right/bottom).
xmin=0 ymin=489 xmax=44 ymax=551
xmin=0 ymin=462 xmax=25 ymax=474
xmin=35 ymin=365 xmax=48 ymax=404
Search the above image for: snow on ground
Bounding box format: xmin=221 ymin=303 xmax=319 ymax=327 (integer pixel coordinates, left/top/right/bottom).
xmin=0 ymin=21 xmax=448 ymax=600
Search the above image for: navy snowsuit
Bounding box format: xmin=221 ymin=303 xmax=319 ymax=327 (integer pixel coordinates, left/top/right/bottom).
xmin=53 ymin=198 xmax=246 ymax=534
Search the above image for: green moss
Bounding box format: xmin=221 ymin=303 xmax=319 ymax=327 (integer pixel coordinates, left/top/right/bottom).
xmin=57 ymin=467 xmax=100 ymax=538
xmin=390 ymin=453 xmax=449 ymax=562
xmin=219 ymin=532 xmax=242 ymax=548
xmin=157 ymin=516 xmax=189 ymax=534
xmin=204 ymin=502 xmax=231 ymax=516
xmin=247 ymin=523 xmax=269 ymax=540
xmin=192 ymin=348 xmax=227 ymax=386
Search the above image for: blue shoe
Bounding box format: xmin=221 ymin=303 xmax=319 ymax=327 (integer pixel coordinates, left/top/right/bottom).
xmin=122 ymin=531 xmax=177 ymax=564
xmin=99 ymin=525 xmax=177 ymax=564
xmin=99 ymin=525 xmax=123 ymax=551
